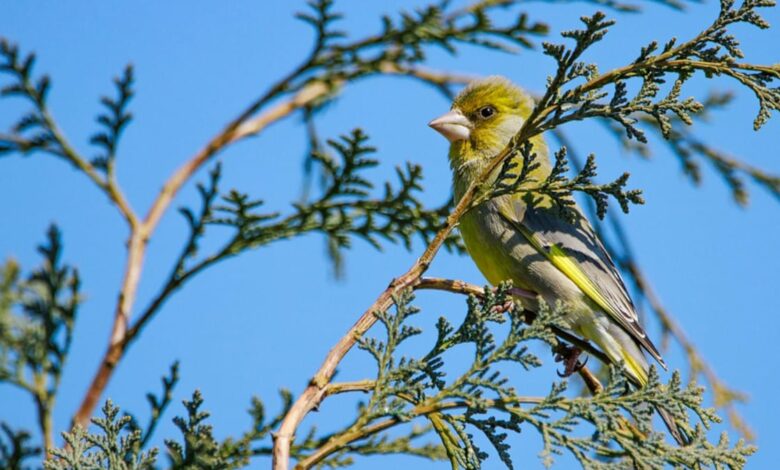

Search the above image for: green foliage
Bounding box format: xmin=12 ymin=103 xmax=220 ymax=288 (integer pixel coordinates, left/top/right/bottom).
xmin=45 ymin=401 xmax=157 ymax=470
xmin=45 ymin=394 xmax=229 ymax=470
xmin=44 ymin=389 xmax=312 ymax=470
xmin=529 ymin=367 xmax=756 ymax=469
xmin=218 ymin=390 xmax=294 ymax=465
xmin=0 ymin=39 xmax=138 ymax=221
xmin=0 ymin=226 xmax=80 ymax=450
xmin=165 ymin=391 xmax=233 ymax=469
xmin=290 ymin=286 xmax=755 ymax=469
xmin=38 ymin=288 xmax=757 ymax=469
xmin=494 ymin=142 xmax=645 ymax=222
xmin=292 ymin=0 xmax=548 ymax=88
xmin=523 ymin=0 xmax=780 ymax=140
xmin=294 ymin=0 xmax=549 ymax=176
xmin=124 ymin=128 xmax=460 ymax=358
xmin=122 ymin=361 xmax=181 ymax=452
xmin=0 ymin=39 xmax=52 ymax=156
xmin=176 ymin=129 xmax=460 ymax=278
xmin=600 ymin=91 xmax=780 ymax=206
xmin=483 ymin=0 xmax=780 ymax=226
xmin=212 ymin=130 xmax=434 ymax=249
xmin=296 ymin=129 xmax=461 ymax=265
xmin=0 ymin=423 xmax=40 ymax=470
xmin=0 ymin=38 xmax=132 ymax=166
xmin=91 ymin=64 xmax=134 ymax=174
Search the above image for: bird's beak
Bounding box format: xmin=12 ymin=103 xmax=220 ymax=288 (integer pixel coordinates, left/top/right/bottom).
xmin=428 ymin=109 xmax=471 ymax=142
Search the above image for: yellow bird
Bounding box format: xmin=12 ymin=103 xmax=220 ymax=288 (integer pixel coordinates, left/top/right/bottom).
xmin=428 ymin=76 xmax=688 ymax=445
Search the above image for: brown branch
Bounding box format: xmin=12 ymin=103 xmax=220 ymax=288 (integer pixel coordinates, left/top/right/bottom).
xmin=34 ymin=396 xmax=53 ymax=456
xmin=271 ymin=267 xmax=611 ymax=469
xmin=71 ymin=67 xmax=475 ymax=430
xmin=415 ymin=276 xmax=533 ymax=298
xmin=140 ymin=63 xmax=472 ymax=238
xmin=70 ymin=80 xmax=334 ymax=430
xmin=13 ymin=100 xmax=140 ymax=436
xmin=142 ymin=80 xmax=332 ymax=236
xmin=271 ymin=229 xmax=461 ymax=468
xmin=2 ymin=112 xmax=134 ymax=454
xmin=578 ymin=365 xmax=604 ymax=395
xmin=415 ymin=277 xmax=610 ymax=365
xmin=39 ymin=102 xmax=138 ymax=229
xmin=279 ymin=279 xmax=607 ymax=468
xmin=71 ymin=232 xmax=143 ymax=429
xmin=294 ymin=395 xmax=547 ymax=470
xmin=324 ymin=380 xmax=375 ymax=397
xmin=416 ymin=276 xmax=608 ymax=393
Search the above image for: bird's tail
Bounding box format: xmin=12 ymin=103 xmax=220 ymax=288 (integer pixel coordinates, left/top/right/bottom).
xmin=656 ymin=405 xmax=692 ymax=446
xmin=586 ymin=323 xmax=691 ymax=445
xmin=619 ymin=343 xmax=691 ymax=446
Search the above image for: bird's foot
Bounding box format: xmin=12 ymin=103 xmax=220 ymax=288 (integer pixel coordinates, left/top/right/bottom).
xmin=489 ymin=299 xmax=515 ymax=316
xmin=554 ymin=344 xmax=588 ymax=377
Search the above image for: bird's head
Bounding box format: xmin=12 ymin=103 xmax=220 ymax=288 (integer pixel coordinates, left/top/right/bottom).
xmin=429 ymin=76 xmax=533 ymax=160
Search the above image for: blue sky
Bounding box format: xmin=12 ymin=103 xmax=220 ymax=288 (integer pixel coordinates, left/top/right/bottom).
xmin=1 ymin=1 xmax=778 ymax=468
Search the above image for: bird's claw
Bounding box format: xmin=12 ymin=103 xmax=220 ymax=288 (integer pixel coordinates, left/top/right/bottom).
xmin=489 ymin=299 xmax=515 ymax=316
xmin=554 ymin=344 xmax=587 ymax=377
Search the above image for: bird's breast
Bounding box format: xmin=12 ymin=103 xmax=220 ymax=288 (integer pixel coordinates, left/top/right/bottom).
xmin=459 ymin=200 xmax=541 ymax=290
xmin=458 ymin=199 xmax=590 ymax=323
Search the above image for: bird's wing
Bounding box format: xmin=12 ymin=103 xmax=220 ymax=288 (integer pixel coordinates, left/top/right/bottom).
xmin=495 ymin=196 xmax=666 ymax=368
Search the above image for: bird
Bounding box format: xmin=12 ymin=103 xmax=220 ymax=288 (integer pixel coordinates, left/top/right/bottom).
xmin=428 ymin=75 xmax=689 ymax=445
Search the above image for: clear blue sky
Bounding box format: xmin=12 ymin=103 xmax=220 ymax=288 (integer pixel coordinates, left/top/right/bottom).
xmin=1 ymin=1 xmax=778 ymax=468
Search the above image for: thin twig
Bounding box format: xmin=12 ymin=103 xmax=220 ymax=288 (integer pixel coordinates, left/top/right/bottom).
xmin=8 ymin=61 xmax=139 ymax=229
xmin=416 ymin=277 xmax=608 ymax=391
xmin=378 ymin=63 xmax=474 ymax=98
xmin=415 ymin=277 xmax=610 ymax=365
xmin=71 ymin=79 xmax=333 ymax=430
xmin=71 ymin=67 xmax=478 ymax=430
xmin=578 ymin=365 xmax=604 ymax=395
xmin=324 ymin=380 xmax=375 ymax=397
xmin=293 ymin=395 xmax=547 ymax=470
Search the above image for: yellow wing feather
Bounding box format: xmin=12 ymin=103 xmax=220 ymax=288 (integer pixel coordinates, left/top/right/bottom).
xmin=495 ymin=200 xmax=665 ymax=369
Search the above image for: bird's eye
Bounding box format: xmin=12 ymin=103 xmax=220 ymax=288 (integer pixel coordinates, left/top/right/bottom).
xmin=478 ymin=105 xmax=496 ymax=119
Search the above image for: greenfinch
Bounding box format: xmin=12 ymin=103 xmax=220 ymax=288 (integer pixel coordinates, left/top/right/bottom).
xmin=429 ymin=76 xmax=688 ymax=445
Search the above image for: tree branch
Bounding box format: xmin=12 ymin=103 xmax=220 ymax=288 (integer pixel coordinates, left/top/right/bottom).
xmin=294 ymin=395 xmax=547 ymax=470
xmin=71 ymin=78 xmax=334 ymax=430
xmin=71 ymin=66 xmax=478 ymax=430
xmin=415 ymin=277 xmax=611 ymax=366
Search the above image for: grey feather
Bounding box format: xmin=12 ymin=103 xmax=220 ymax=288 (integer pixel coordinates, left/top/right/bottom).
xmin=516 ymin=202 xmax=666 ymax=368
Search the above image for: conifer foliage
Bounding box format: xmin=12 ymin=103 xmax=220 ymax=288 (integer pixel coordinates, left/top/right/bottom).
xmin=1 ymin=0 xmax=778 ymax=468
